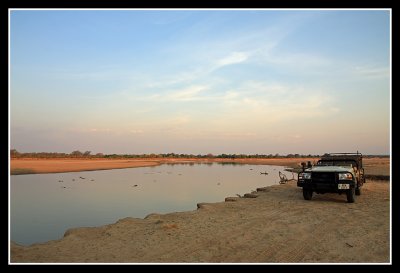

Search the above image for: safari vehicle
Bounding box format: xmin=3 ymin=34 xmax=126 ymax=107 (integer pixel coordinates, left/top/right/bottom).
xmin=297 ymin=152 xmax=365 ymax=203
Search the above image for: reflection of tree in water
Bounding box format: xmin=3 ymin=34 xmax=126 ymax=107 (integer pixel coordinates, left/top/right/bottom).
xmin=164 ymin=162 xmax=215 ymax=166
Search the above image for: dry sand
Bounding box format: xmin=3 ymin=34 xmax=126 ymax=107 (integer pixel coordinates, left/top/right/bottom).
xmin=11 ymin=179 xmax=390 ymax=263
xmin=10 ymin=158 xmax=160 ymax=175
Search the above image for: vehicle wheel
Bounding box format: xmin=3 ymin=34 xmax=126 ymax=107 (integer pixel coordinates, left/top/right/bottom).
xmin=303 ymin=189 xmax=313 ymax=200
xmin=347 ymin=188 xmax=355 ymax=203
xmin=355 ymin=187 xmax=361 ymax=196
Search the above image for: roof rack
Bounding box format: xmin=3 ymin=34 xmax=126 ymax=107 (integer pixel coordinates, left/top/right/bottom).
xmin=320 ymin=152 xmax=363 ymax=168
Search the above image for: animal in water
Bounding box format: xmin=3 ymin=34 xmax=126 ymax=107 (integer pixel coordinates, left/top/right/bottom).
xmin=260 ymin=172 xmax=268 ymax=175
xmin=79 ymin=177 xmax=85 ymax=179
xmin=133 ymin=184 xmax=138 ymax=187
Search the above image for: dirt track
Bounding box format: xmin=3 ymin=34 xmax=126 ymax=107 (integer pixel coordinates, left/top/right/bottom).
xmin=11 ymin=179 xmax=390 ymax=263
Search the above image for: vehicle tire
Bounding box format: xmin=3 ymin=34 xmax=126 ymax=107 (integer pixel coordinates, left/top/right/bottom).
xmin=355 ymin=187 xmax=361 ymax=196
xmin=347 ymin=188 xmax=355 ymax=203
xmin=303 ymin=189 xmax=313 ymax=200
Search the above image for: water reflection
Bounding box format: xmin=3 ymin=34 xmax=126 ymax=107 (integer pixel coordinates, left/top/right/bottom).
xmin=10 ymin=163 xmax=291 ymax=246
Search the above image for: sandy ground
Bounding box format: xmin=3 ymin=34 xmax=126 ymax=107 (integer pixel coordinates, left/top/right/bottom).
xmin=10 ymin=157 xmax=390 ymax=176
xmin=362 ymin=157 xmax=390 ymax=176
xmin=11 ymin=179 xmax=390 ymax=263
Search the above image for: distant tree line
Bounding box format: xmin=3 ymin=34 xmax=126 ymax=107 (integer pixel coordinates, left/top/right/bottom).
xmin=10 ymin=149 xmax=389 ymax=159
xmin=10 ymin=149 xmax=101 ymax=158
xmin=10 ymin=149 xmax=319 ymax=159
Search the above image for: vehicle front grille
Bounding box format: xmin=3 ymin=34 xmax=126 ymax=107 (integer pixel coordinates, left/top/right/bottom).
xmin=312 ymin=172 xmax=336 ymax=183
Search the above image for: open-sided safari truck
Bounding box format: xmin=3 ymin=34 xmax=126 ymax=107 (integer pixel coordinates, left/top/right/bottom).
xmin=297 ymin=152 xmax=365 ymax=203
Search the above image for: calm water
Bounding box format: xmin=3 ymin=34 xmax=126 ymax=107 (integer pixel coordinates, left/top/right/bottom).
xmin=10 ymin=163 xmax=291 ymax=246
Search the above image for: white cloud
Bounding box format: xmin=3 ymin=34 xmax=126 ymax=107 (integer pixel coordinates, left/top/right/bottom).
xmin=215 ymin=51 xmax=250 ymax=68
xmin=222 ymin=91 xmax=239 ymax=99
xmin=210 ymin=82 xmax=339 ymax=129
xmin=143 ymin=51 xmax=252 ymax=89
xmin=167 ymin=85 xmax=208 ymax=101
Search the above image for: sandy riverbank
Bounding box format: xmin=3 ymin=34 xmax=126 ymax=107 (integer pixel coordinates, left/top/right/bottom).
xmin=10 ymin=158 xmax=160 ymax=175
xmin=11 ymin=179 xmax=390 ymax=263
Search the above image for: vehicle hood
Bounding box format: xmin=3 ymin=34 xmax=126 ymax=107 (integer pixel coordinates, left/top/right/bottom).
xmin=306 ymin=166 xmax=354 ymax=173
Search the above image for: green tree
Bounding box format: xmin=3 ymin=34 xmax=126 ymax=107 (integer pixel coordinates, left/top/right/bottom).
xmin=71 ymin=150 xmax=83 ymax=157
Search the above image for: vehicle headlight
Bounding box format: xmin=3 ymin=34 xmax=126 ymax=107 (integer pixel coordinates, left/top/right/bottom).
xmin=299 ymin=172 xmax=311 ymax=179
xmin=338 ymin=173 xmax=353 ymax=180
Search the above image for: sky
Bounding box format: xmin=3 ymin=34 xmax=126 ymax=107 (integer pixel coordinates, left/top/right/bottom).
xmin=9 ymin=9 xmax=391 ymax=155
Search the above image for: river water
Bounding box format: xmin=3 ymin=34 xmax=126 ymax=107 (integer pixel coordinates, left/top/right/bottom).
xmin=10 ymin=163 xmax=292 ymax=246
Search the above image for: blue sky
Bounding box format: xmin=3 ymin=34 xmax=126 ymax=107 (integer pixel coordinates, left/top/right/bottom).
xmin=10 ymin=9 xmax=390 ymax=155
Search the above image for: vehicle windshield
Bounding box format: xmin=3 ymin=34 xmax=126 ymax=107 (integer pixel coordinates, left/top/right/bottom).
xmin=317 ymin=160 xmax=356 ymax=168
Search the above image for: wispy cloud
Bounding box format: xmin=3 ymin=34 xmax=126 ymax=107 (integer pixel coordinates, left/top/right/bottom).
xmin=167 ymin=85 xmax=208 ymax=101
xmin=214 ymin=51 xmax=250 ymax=68
xmin=262 ymin=51 xmax=332 ymax=70
xmin=352 ymin=65 xmax=390 ymax=79
xmin=144 ymin=15 xmax=305 ymax=88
